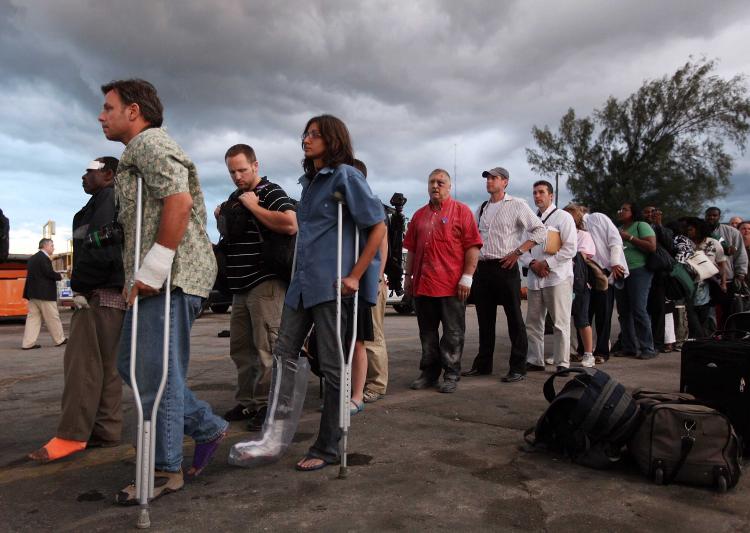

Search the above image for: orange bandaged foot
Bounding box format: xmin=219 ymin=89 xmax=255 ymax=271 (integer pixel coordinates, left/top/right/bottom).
xmin=28 ymin=437 xmax=86 ymax=463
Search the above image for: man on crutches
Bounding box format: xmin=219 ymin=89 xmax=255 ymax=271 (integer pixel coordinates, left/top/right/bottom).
xmin=98 ymin=79 xmax=228 ymax=510
xmin=266 ymin=114 xmax=385 ymax=473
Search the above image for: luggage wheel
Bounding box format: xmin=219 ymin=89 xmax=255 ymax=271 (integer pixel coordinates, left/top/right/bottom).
xmin=717 ymin=474 xmax=728 ymax=493
xmin=654 ymin=467 xmax=664 ymax=485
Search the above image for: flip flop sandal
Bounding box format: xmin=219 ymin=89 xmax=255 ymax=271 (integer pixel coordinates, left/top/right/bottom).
xmin=115 ymin=470 xmax=184 ymax=506
xmin=187 ymin=431 xmax=227 ymax=477
xmin=295 ymin=456 xmax=330 ymax=472
xmin=349 ymin=400 xmax=364 ymax=416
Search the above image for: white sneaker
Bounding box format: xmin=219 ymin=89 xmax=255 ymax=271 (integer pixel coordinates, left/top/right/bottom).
xmin=581 ymin=354 xmax=595 ymax=368
xmin=544 ymin=357 xmax=554 ymax=366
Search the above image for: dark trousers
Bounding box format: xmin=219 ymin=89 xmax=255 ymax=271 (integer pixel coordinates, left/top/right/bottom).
xmin=577 ymin=285 xmax=615 ymax=358
xmin=469 ymin=261 xmax=527 ymax=374
xmin=273 ymin=299 xmax=353 ymax=464
xmin=414 ymin=296 xmax=466 ymax=381
xmin=647 ymin=273 xmax=667 ymax=348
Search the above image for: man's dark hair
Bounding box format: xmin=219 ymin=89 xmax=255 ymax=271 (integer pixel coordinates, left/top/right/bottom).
xmin=301 ymin=114 xmax=354 ymax=176
xmin=98 ymin=156 xmax=119 ymax=175
xmin=225 ymin=144 xmax=257 ymax=163
xmin=38 ymin=238 xmax=53 ymax=249
xmin=533 ymin=180 xmax=554 ymax=194
xmin=352 ymin=159 xmax=367 ymax=178
xmin=100 ymin=79 xmax=164 ymax=127
xmin=705 ymin=206 xmax=721 ymax=216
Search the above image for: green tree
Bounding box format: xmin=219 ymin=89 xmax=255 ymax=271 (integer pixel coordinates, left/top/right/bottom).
xmin=526 ymin=59 xmax=750 ymax=220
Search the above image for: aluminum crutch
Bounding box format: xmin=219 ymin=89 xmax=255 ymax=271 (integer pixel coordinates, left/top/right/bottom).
xmin=129 ymin=175 xmax=171 ymax=529
xmin=333 ymin=191 xmax=358 ymax=479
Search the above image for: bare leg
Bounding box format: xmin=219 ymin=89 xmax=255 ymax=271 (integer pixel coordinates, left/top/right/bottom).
xmin=351 ymin=340 xmax=367 ymax=406
xmin=579 ymin=325 xmax=593 ymax=354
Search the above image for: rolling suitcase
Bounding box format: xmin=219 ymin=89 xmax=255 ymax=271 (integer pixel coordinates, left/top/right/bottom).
xmin=680 ymin=330 xmax=750 ymax=454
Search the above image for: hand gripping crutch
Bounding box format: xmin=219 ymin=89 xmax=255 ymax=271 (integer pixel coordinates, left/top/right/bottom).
xmin=130 ymin=176 xmax=171 ymax=529
xmin=333 ymin=191 xmax=358 ymax=479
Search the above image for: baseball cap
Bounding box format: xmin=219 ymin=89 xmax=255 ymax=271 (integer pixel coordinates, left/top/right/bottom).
xmin=482 ymin=167 xmax=509 ymax=179
xmin=86 ymin=160 xmax=105 ymax=171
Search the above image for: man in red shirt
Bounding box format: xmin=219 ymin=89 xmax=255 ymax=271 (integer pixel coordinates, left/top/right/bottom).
xmin=404 ymin=169 xmax=482 ymax=393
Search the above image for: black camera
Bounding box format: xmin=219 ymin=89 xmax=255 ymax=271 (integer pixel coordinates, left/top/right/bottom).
xmin=389 ymin=193 xmax=407 ymax=209
xmin=84 ymin=223 xmax=124 ymax=249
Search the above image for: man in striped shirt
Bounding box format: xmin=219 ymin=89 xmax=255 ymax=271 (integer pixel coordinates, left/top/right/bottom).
xmin=216 ymin=144 xmax=297 ymax=430
xmin=463 ymin=167 xmax=545 ymax=383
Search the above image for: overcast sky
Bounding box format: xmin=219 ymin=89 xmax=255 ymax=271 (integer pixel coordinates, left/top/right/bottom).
xmin=1 ymin=0 xmax=749 ymax=254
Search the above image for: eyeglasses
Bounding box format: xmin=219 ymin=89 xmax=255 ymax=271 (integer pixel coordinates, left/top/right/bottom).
xmin=301 ymin=131 xmax=322 ymax=141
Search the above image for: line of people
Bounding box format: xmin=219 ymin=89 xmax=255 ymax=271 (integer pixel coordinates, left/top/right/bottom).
xmin=24 ymin=77 xmax=749 ymax=504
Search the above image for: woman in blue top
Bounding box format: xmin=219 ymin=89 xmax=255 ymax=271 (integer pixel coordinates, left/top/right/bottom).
xmin=615 ymin=201 xmax=657 ymax=359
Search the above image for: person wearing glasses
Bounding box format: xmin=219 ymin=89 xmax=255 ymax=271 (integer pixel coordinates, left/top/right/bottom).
xmin=615 ymin=202 xmax=657 ymax=359
xmin=270 ymin=115 xmax=386 ymax=472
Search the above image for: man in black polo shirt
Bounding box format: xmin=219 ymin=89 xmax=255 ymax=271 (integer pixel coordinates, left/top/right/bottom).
xmin=217 ymin=144 xmax=297 ymax=430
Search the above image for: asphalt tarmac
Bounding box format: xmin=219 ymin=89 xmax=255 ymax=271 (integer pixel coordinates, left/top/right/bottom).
xmin=0 ymin=305 xmax=747 ymax=532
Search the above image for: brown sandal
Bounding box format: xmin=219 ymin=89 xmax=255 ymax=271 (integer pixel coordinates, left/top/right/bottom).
xmin=115 ymin=470 xmax=184 ymax=506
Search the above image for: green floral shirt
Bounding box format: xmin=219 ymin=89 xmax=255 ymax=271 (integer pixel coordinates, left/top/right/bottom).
xmin=115 ymin=128 xmax=216 ymax=298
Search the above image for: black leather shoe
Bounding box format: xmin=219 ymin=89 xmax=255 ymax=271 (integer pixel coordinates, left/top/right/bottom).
xmin=224 ymin=404 xmax=256 ymax=422
xmin=556 ymin=366 xmax=570 ymax=373
xmin=247 ymin=406 xmax=268 ymax=431
xmin=501 ymin=372 xmax=525 ymax=383
xmin=525 ymin=363 xmax=545 ymax=372
xmin=438 ymin=381 xmax=458 ymax=393
xmin=460 ymin=368 xmax=490 ymax=377
xmin=410 ymin=375 xmax=438 ymax=390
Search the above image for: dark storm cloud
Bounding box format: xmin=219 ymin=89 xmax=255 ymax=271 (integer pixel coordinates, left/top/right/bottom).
xmin=1 ymin=0 xmax=749 ymax=250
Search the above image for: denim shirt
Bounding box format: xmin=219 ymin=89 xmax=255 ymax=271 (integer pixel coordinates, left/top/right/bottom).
xmin=285 ymin=164 xmax=385 ymax=309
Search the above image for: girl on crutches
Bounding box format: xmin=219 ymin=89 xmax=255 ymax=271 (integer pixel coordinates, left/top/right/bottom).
xmin=266 ymin=114 xmax=386 ymax=472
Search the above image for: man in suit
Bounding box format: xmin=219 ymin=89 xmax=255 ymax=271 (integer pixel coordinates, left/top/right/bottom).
xmin=21 ymin=238 xmax=66 ymax=349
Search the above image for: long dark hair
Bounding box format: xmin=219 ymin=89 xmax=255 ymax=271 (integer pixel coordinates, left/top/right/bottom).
xmin=301 ymin=114 xmax=354 ymax=176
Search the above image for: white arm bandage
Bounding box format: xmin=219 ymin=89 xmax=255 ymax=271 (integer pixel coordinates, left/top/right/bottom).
xmin=459 ymin=274 xmax=473 ymax=288
xmin=135 ymin=243 xmax=175 ymax=289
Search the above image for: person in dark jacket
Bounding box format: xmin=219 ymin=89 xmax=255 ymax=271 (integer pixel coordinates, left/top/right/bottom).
xmin=29 ymin=157 xmax=127 ymax=463
xmin=21 ymin=238 xmax=65 ymax=349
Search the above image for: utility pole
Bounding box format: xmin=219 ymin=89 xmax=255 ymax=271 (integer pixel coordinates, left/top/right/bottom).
xmin=453 ymin=143 xmax=457 ymax=199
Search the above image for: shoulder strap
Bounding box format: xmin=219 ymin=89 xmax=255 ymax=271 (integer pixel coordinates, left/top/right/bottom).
xmin=479 ymin=200 xmax=489 ymax=220
xmin=542 ymin=367 xmax=593 ymax=403
xmin=541 ymin=207 xmax=558 ymax=224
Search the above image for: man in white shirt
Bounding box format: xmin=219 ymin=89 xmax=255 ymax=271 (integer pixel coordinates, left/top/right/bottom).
xmin=522 ymin=181 xmax=577 ymax=371
xmin=577 ymin=211 xmax=628 ymax=363
xmin=462 ymin=167 xmax=545 ymax=383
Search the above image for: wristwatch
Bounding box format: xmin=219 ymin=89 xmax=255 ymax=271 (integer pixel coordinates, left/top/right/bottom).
xmin=514 ymin=248 xmax=523 ymax=256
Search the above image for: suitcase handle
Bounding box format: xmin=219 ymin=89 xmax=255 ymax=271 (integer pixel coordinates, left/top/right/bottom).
xmin=663 ymin=435 xmax=695 ymax=485
xmin=710 ymin=329 xmax=750 ymax=341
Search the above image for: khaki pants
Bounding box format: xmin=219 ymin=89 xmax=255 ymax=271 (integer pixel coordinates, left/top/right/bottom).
xmin=364 ymin=279 xmax=388 ymax=394
xmin=57 ymin=294 xmax=125 ymax=442
xmin=230 ymin=279 xmax=286 ymax=408
xmin=22 ymin=299 xmax=65 ymax=348
xmin=526 ymin=279 xmax=574 ymax=367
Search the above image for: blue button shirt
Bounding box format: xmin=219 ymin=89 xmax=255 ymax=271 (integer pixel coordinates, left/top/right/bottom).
xmin=286 ymin=164 xmax=385 ymax=309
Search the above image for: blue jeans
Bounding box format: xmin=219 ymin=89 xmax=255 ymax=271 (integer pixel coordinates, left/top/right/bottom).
xmin=118 ymin=289 xmax=228 ymax=472
xmin=615 ymin=267 xmax=656 ymax=356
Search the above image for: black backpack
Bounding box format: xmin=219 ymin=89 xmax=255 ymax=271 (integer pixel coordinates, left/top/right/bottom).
xmin=524 ymin=368 xmax=641 ymax=469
